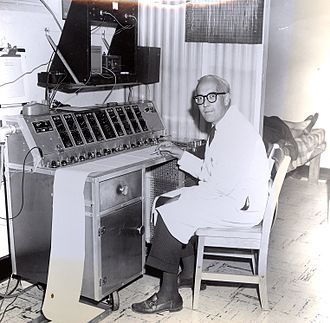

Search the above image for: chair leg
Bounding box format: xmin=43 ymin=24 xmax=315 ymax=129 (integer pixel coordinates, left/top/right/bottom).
xmin=193 ymin=236 xmax=205 ymax=310
xmin=251 ymin=251 xmax=257 ymax=275
xmin=259 ymin=276 xmax=270 ymax=310
xmin=258 ymin=249 xmax=270 ymax=310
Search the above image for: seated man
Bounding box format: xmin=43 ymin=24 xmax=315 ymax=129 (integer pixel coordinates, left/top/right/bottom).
xmin=131 ymin=75 xmax=270 ymax=314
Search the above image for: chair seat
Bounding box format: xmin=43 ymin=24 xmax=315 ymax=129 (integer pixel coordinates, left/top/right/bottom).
xmin=196 ymin=224 xmax=262 ymax=249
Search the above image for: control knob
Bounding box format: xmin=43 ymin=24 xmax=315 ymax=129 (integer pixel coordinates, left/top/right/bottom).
xmin=51 ymin=160 xmax=58 ymax=168
xmin=103 ymin=148 xmax=111 ymax=155
xmin=112 ymin=147 xmax=120 ymax=153
xmin=70 ymin=156 xmax=78 ymax=163
xmin=87 ymin=151 xmax=95 ymax=159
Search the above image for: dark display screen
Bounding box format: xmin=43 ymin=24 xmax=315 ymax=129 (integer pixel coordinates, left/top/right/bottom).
xmin=125 ymin=106 xmax=141 ymax=133
xmin=116 ymin=107 xmax=133 ymax=135
xmin=94 ymin=110 xmax=116 ymax=139
xmin=75 ymin=113 xmax=95 ymax=143
xmin=85 ymin=112 xmax=104 ymax=141
xmin=32 ymin=120 xmax=53 ymax=133
xmin=133 ymin=105 xmax=148 ymax=131
xmin=107 ymin=108 xmax=124 ymax=136
xmin=63 ymin=114 xmax=84 ymax=146
xmin=52 ymin=115 xmax=73 ymax=148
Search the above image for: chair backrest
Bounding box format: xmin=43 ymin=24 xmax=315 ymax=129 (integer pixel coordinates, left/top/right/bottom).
xmin=260 ymin=146 xmax=291 ymax=247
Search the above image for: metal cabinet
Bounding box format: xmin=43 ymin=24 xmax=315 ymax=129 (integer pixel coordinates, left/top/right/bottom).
xmin=81 ymin=170 xmax=144 ymax=301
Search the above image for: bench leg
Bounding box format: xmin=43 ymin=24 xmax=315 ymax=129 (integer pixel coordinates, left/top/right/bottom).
xmin=309 ymin=154 xmax=321 ymax=184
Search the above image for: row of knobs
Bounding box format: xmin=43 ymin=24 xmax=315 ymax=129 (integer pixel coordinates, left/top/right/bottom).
xmin=48 ymin=137 xmax=160 ymax=168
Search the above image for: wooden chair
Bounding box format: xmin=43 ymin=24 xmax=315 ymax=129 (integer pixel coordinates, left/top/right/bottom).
xmin=192 ymin=147 xmax=291 ymax=310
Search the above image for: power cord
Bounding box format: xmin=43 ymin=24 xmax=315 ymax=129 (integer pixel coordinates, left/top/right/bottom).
xmin=102 ymin=67 xmax=117 ymax=105
xmin=0 ymin=276 xmax=20 ymax=299
xmin=39 ymin=0 xmax=62 ymax=31
xmin=0 ymin=146 xmax=43 ymax=221
xmin=0 ymin=63 xmax=49 ymax=89
xmin=0 ymin=275 xmax=38 ymax=323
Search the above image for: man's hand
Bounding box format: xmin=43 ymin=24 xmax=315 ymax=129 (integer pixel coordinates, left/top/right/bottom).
xmin=157 ymin=141 xmax=184 ymax=159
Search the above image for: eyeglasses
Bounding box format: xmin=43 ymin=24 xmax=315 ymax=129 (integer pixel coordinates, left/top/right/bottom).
xmin=193 ymin=92 xmax=227 ymax=105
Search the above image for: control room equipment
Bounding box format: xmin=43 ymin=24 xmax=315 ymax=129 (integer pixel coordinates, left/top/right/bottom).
xmin=38 ymin=0 xmax=161 ymax=93
xmin=2 ymin=101 xmax=204 ymax=312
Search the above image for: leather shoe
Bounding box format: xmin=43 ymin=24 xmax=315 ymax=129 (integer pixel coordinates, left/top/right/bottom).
xmin=178 ymin=276 xmax=207 ymax=290
xmin=131 ymin=293 xmax=183 ymax=314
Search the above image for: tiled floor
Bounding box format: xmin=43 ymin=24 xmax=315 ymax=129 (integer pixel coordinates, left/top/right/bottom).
xmin=0 ymin=175 xmax=329 ymax=322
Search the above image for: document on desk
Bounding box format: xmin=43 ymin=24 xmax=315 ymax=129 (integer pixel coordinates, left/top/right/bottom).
xmin=42 ymin=165 xmax=103 ymax=323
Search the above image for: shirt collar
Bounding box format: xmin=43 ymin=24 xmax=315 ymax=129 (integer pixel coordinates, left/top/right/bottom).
xmin=212 ymin=106 xmax=235 ymax=130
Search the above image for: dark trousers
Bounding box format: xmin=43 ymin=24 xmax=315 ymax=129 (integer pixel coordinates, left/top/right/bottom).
xmin=146 ymin=213 xmax=196 ymax=274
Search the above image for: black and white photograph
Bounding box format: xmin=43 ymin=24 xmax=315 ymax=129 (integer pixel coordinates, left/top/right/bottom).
xmin=0 ymin=0 xmax=329 ymax=322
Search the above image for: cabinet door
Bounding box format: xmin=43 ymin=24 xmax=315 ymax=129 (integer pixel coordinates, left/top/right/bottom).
xmin=100 ymin=201 xmax=143 ymax=296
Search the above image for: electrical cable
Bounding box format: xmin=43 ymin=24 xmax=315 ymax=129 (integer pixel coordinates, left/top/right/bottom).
xmin=128 ymin=86 xmax=133 ymax=102
xmin=0 ymin=276 xmax=21 ymax=300
xmin=0 ymin=276 xmax=11 ymax=317
xmin=61 ymin=73 xmax=93 ymax=105
xmin=102 ymin=11 xmax=126 ymax=28
xmin=102 ymin=68 xmax=117 ymax=104
xmin=49 ymin=74 xmax=67 ymax=108
xmin=0 ymin=146 xmax=43 ymax=221
xmin=0 ymin=283 xmax=36 ymax=299
xmin=39 ymin=0 xmax=62 ymax=31
xmin=102 ymin=11 xmax=135 ymax=36
xmin=0 ymin=144 xmax=4 ymax=191
xmin=0 ymin=278 xmax=38 ymax=323
xmin=0 ymin=63 xmax=49 ymax=89
xmin=114 ymin=24 xmax=134 ymax=36
xmin=91 ymin=22 xmax=105 ymax=33
xmin=116 ymin=14 xmax=137 ymax=34
xmin=126 ymin=14 xmax=137 ymax=24
xmin=44 ymin=51 xmax=56 ymax=103
xmin=0 ymin=295 xmax=18 ymax=322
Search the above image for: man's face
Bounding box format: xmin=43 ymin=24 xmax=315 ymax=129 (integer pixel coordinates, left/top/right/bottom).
xmin=195 ymin=79 xmax=228 ymax=124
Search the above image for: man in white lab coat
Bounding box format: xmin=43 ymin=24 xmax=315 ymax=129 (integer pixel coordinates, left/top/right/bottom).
xmin=132 ymin=75 xmax=269 ymax=314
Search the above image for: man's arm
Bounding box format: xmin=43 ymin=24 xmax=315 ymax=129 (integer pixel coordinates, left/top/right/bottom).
xmin=157 ymin=141 xmax=203 ymax=179
xmin=177 ymin=151 xmax=203 ymax=179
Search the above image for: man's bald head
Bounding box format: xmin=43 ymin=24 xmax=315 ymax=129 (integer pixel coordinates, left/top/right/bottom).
xmin=196 ymin=75 xmax=231 ymax=94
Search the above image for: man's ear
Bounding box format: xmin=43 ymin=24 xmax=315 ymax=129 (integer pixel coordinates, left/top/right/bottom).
xmin=224 ymin=93 xmax=231 ymax=107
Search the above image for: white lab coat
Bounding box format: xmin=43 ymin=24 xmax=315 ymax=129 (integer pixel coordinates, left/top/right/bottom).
xmin=157 ymin=106 xmax=269 ymax=244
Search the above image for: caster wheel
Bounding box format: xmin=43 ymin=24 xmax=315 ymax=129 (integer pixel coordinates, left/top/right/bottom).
xmin=108 ymin=291 xmax=120 ymax=311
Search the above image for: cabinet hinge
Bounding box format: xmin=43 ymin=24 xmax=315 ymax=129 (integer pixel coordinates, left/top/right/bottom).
xmin=98 ymin=226 xmax=106 ymax=236
xmin=99 ymin=276 xmax=107 ymax=286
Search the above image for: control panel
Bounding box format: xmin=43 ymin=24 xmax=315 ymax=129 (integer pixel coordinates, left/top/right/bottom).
xmin=21 ymin=101 xmax=165 ymax=168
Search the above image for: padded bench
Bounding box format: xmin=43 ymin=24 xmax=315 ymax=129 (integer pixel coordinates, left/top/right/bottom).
xmin=288 ymin=128 xmax=326 ymax=183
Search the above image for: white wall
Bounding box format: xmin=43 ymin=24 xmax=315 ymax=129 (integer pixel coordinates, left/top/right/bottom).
xmin=0 ymin=0 xmax=126 ymax=107
xmin=265 ymin=0 xmax=330 ymax=168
